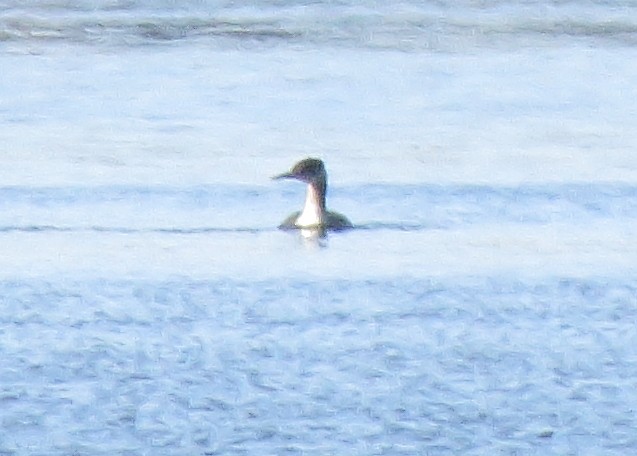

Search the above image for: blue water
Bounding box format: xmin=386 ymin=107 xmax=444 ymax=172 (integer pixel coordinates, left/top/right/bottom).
xmin=2 ymin=277 xmax=636 ymax=455
xmin=1 ymin=1 xmax=637 ymax=454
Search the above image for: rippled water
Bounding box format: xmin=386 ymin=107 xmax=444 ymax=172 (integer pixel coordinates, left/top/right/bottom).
xmin=1 ymin=277 xmax=636 ymax=455
xmin=1 ymin=1 xmax=637 ymax=455
xmin=2 ymin=0 xmax=637 ymax=50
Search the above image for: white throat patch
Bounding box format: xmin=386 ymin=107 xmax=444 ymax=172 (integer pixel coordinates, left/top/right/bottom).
xmin=295 ymin=183 xmax=323 ymax=227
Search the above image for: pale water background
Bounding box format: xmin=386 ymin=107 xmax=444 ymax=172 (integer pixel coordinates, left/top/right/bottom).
xmin=2 ymin=1 xmax=637 ymax=455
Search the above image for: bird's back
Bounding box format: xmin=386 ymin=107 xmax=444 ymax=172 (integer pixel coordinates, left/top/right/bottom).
xmin=278 ymin=211 xmax=302 ymax=230
xmin=325 ymin=211 xmax=353 ymax=231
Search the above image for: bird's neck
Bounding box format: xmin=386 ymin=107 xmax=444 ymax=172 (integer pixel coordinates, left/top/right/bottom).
xmin=297 ymin=177 xmax=327 ymax=227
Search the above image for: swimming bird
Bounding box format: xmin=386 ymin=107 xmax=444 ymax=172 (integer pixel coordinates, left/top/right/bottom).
xmin=273 ymin=158 xmax=353 ymax=232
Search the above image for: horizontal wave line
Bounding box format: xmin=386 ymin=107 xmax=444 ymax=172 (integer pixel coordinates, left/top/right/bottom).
xmin=0 ymin=225 xmax=273 ymax=234
xmin=356 ymin=222 xmax=435 ymax=232
xmin=0 ymin=223 xmax=433 ymax=234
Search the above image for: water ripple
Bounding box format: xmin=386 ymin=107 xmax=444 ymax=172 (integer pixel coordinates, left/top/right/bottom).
xmin=2 ymin=3 xmax=637 ymax=50
xmin=0 ymin=225 xmax=272 ymax=234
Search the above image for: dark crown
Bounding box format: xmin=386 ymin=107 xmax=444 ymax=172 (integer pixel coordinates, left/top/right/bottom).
xmin=291 ymin=158 xmax=325 ymax=180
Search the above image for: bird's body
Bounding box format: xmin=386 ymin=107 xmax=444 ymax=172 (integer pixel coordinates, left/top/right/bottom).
xmin=273 ymin=158 xmax=353 ymax=232
xmin=278 ymin=210 xmax=353 ymax=231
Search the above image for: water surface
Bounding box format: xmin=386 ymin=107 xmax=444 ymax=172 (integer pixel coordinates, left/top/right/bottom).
xmin=1 ymin=1 xmax=636 ymax=454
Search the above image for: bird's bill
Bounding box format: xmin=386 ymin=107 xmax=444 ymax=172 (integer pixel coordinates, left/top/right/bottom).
xmin=271 ymin=171 xmax=296 ymax=180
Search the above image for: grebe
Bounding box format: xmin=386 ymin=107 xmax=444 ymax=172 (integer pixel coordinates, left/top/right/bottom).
xmin=273 ymin=158 xmax=353 ymax=231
